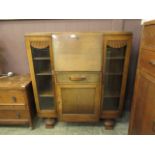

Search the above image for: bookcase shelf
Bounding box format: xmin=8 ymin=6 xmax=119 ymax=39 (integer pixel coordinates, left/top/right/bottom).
xmin=36 ymin=70 xmax=52 ymax=76
xmin=33 ymin=57 xmax=50 ymax=60
xmin=39 ymin=88 xmax=54 ymax=97
xmin=106 ymin=57 xmax=124 ymax=60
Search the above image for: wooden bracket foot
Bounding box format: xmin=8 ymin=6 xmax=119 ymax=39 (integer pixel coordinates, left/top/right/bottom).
xmin=104 ymin=119 xmax=115 ymax=130
xmin=45 ymin=118 xmax=56 ymax=128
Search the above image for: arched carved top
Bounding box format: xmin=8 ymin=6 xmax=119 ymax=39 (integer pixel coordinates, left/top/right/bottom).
xmin=30 ymin=41 xmax=49 ymax=49
xmin=107 ymin=40 xmax=127 ymax=48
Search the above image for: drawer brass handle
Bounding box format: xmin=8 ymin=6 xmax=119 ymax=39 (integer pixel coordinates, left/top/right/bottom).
xmin=12 ymin=96 xmax=17 ymax=102
xmin=149 ymin=60 xmax=155 ymax=66
xmin=16 ymin=112 xmax=20 ymax=119
xmin=69 ymin=76 xmax=86 ymax=81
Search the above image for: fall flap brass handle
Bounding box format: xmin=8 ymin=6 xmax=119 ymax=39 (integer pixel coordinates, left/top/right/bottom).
xmin=12 ymin=96 xmax=17 ymax=102
xmin=70 ymin=34 xmax=79 ymax=40
xmin=152 ymin=121 xmax=155 ymax=132
xmin=69 ymin=76 xmax=86 ymax=81
xmin=149 ymin=60 xmax=155 ymax=66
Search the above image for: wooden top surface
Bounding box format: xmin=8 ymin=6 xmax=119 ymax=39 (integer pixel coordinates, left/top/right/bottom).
xmin=143 ymin=20 xmax=155 ymax=26
xmin=25 ymin=31 xmax=132 ymax=37
xmin=0 ymin=75 xmax=31 ymax=90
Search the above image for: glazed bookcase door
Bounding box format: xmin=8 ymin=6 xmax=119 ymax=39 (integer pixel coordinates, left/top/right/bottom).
xmin=57 ymin=84 xmax=100 ymax=122
xmin=26 ymin=36 xmax=56 ymax=117
xmin=102 ymin=38 xmax=131 ymax=117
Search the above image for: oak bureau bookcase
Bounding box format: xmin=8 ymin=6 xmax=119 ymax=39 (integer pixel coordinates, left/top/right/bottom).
xmin=25 ymin=32 xmax=132 ymax=129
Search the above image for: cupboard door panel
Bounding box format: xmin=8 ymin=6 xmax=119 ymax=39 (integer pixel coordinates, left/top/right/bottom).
xmin=141 ymin=74 xmax=155 ymax=134
xmin=58 ymin=85 xmax=100 ymax=122
xmin=61 ymin=88 xmax=95 ymax=114
xmin=129 ymin=71 xmax=155 ymax=134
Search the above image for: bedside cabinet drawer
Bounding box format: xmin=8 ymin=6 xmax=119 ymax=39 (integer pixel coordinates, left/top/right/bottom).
xmin=56 ymin=72 xmax=101 ymax=83
xmin=139 ymin=50 xmax=155 ymax=77
xmin=0 ymin=90 xmax=25 ymax=104
xmin=0 ymin=104 xmax=26 ymax=110
xmin=0 ymin=110 xmax=28 ymax=119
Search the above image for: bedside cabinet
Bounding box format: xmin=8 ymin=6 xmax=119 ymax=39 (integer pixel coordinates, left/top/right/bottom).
xmin=0 ymin=75 xmax=35 ymax=128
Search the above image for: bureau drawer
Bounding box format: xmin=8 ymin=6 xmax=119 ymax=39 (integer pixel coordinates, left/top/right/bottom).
xmin=0 ymin=110 xmax=28 ymax=119
xmin=139 ymin=50 xmax=155 ymax=77
xmin=0 ymin=90 xmax=25 ymax=104
xmin=56 ymin=72 xmax=101 ymax=83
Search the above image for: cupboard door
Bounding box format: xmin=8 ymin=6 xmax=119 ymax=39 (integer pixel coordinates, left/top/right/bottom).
xmin=57 ymin=84 xmax=100 ymax=122
xmin=129 ymin=70 xmax=155 ymax=135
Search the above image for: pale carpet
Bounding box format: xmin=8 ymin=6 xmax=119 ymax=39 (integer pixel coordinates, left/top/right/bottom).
xmin=0 ymin=112 xmax=129 ymax=135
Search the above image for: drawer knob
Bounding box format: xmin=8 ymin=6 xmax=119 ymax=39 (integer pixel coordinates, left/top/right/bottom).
xmin=69 ymin=76 xmax=86 ymax=81
xmin=12 ymin=96 xmax=17 ymax=102
xmin=16 ymin=112 xmax=20 ymax=119
xmin=149 ymin=60 xmax=155 ymax=66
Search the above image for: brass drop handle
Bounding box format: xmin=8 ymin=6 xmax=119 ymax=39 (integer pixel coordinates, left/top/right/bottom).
xmin=69 ymin=76 xmax=86 ymax=81
xmin=149 ymin=60 xmax=155 ymax=66
xmin=12 ymin=96 xmax=17 ymax=102
xmin=16 ymin=112 xmax=20 ymax=119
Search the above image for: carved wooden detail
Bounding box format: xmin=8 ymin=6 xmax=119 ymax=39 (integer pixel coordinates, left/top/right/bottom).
xmin=107 ymin=40 xmax=127 ymax=48
xmin=30 ymin=41 xmax=49 ymax=49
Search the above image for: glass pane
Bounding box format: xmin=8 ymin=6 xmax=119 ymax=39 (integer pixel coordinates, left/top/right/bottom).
xmin=33 ymin=60 xmax=51 ymax=74
xmin=102 ymin=45 xmax=126 ymax=111
xmin=31 ymin=46 xmax=55 ymax=110
xmin=31 ymin=47 xmax=50 ymax=57
xmin=105 ymin=59 xmax=124 ymax=73
xmin=39 ymin=97 xmax=55 ymax=110
xmin=36 ymin=76 xmax=53 ymax=97
xmin=103 ymin=98 xmax=119 ymax=110
xmin=107 ymin=46 xmax=126 ymax=57
xmin=104 ymin=75 xmax=122 ymax=97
